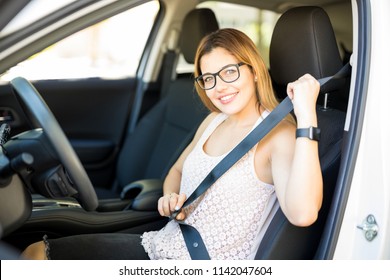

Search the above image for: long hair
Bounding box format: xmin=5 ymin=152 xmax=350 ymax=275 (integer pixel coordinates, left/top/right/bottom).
xmin=194 ymin=28 xmax=295 ymax=124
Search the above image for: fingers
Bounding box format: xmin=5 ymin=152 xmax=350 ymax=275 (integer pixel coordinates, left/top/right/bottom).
xmin=174 ymin=193 xmax=187 ymax=220
xmin=176 ymin=193 xmax=187 ymax=209
xmin=157 ymin=193 xmax=173 ymax=217
xmin=157 ymin=193 xmax=187 ymax=219
xmin=287 ymin=73 xmax=319 ymax=101
xmin=175 ymin=211 xmax=186 ymax=221
xmin=287 ymin=74 xmax=320 ymax=122
xmin=157 ymin=195 xmax=166 ymax=217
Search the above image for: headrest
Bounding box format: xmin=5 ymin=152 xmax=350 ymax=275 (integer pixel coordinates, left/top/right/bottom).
xmin=270 ymin=6 xmax=343 ymax=90
xmin=180 ymin=8 xmax=219 ymax=64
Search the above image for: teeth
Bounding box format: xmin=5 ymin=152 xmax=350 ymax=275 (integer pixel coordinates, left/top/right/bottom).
xmin=220 ymin=93 xmax=237 ymax=101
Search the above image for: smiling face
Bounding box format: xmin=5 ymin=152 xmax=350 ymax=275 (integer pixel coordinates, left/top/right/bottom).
xmin=199 ymin=47 xmax=258 ymax=117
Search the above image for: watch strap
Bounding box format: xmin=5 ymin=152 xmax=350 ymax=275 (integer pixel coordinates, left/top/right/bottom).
xmin=296 ymin=126 xmax=321 ymax=141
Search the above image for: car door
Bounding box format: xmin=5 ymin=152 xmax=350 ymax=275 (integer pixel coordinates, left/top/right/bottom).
xmin=0 ymin=1 xmax=161 ymax=190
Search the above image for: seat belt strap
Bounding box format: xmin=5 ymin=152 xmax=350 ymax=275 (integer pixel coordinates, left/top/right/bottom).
xmin=160 ymin=49 xmax=177 ymax=99
xmin=184 ymin=97 xmax=294 ymax=207
xmin=175 ymin=96 xmax=293 ymax=260
xmin=176 ymin=63 xmax=351 ymax=260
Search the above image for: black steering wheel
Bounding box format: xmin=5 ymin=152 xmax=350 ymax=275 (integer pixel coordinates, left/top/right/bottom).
xmin=10 ymin=77 xmax=98 ymax=211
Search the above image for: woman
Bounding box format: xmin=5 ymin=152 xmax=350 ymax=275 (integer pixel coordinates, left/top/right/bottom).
xmin=23 ymin=28 xmax=322 ymax=260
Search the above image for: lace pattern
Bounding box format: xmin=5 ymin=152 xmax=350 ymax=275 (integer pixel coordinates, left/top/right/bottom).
xmin=141 ymin=113 xmax=275 ymax=259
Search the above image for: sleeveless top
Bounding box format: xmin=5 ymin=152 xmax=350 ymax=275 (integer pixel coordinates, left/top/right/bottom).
xmin=141 ymin=112 xmax=277 ymax=260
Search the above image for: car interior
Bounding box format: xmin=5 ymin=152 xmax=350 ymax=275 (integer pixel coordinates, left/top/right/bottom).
xmin=0 ymin=0 xmax=353 ymax=259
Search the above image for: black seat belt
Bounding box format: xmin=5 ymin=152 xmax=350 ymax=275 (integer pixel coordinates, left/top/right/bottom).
xmin=174 ymin=63 xmax=351 ymax=260
xmin=160 ymin=49 xmax=177 ymax=99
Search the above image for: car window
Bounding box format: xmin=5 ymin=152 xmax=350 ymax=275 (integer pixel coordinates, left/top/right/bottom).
xmin=176 ymin=1 xmax=280 ymax=73
xmin=0 ymin=1 xmax=160 ymax=81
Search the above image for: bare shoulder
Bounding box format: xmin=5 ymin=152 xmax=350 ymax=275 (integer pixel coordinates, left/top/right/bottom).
xmin=254 ymin=118 xmax=296 ymax=184
xmin=260 ymin=119 xmax=296 ymax=153
xmin=171 ymin=112 xmax=220 ymax=170
xmin=272 ymin=119 xmax=296 ymax=143
xmin=192 ymin=112 xmax=219 ymax=141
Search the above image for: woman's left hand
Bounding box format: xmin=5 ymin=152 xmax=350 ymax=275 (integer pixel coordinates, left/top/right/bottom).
xmin=286 ymin=74 xmax=320 ymax=125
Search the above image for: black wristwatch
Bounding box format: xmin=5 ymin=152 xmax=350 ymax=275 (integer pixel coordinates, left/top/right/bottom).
xmin=296 ymin=126 xmax=321 ymax=141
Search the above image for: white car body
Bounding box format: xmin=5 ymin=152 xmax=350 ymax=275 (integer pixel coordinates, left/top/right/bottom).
xmin=334 ymin=0 xmax=390 ymax=259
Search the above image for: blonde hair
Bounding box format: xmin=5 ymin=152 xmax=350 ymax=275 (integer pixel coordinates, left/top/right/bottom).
xmin=194 ymin=28 xmax=295 ymax=124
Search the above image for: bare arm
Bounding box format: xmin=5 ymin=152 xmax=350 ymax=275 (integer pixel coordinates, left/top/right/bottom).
xmin=272 ymin=74 xmax=323 ymax=226
xmin=157 ymin=113 xmax=218 ymax=220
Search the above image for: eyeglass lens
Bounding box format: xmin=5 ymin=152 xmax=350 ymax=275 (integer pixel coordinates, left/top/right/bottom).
xmin=197 ymin=64 xmax=241 ymax=90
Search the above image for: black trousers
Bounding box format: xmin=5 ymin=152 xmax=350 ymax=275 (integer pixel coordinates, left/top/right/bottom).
xmin=46 ymin=233 xmax=150 ymax=260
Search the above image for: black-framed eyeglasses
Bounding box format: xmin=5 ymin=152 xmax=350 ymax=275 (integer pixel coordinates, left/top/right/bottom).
xmin=195 ymin=62 xmax=246 ymax=90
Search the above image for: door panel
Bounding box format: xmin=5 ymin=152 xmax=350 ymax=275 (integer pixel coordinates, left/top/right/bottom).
xmin=0 ymin=77 xmax=137 ymax=190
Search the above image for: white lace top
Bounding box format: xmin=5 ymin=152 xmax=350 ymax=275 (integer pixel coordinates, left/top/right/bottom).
xmin=141 ymin=112 xmax=277 ymax=260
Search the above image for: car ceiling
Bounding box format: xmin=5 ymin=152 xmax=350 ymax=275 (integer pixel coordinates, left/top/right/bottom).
xmin=0 ymin=0 xmax=351 ymax=36
xmin=0 ymin=0 xmax=351 ymax=31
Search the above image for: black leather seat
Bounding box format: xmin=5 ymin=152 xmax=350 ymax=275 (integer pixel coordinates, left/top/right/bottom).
xmin=95 ymin=8 xmax=218 ymax=199
xmin=255 ymin=6 xmax=348 ymax=259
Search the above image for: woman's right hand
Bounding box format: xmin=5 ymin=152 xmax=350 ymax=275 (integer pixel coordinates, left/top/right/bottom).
xmin=157 ymin=192 xmax=187 ymax=220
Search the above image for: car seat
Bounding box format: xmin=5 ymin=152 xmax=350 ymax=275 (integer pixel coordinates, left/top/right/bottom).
xmin=95 ymin=8 xmax=219 ymax=199
xmin=255 ymin=6 xmax=349 ymax=259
